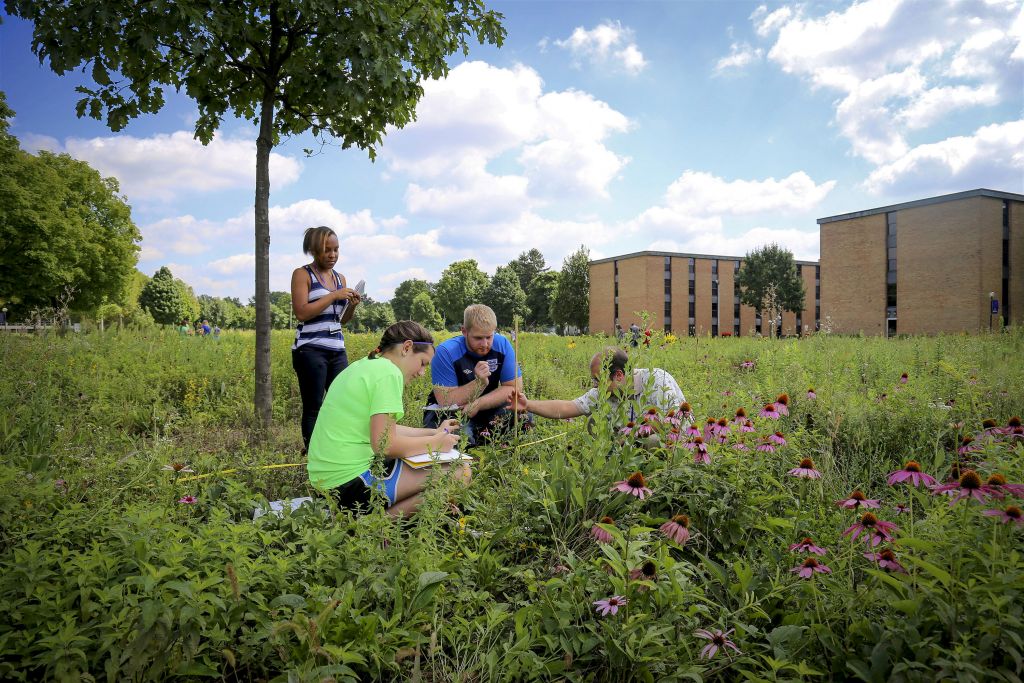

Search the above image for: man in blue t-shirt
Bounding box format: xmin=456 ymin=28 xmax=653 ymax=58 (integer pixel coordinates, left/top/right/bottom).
xmin=424 ymin=304 xmax=524 ymax=445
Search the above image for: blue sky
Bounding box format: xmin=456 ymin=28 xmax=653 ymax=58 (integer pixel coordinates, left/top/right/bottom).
xmin=2 ymin=0 xmax=1022 ymax=301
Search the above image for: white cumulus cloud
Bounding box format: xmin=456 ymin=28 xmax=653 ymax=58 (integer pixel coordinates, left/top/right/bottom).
xmin=22 ymin=131 xmax=303 ymax=202
xmin=554 ymin=21 xmax=648 ymax=75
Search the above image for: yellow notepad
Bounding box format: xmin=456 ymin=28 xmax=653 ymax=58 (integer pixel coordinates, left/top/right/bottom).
xmin=401 ymin=449 xmax=473 ymax=470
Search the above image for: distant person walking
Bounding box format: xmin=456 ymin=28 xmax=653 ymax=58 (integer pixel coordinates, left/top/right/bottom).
xmin=291 ymin=226 xmax=362 ymax=450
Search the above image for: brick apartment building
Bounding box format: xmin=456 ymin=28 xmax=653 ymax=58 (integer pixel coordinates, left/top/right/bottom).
xmin=818 ymin=188 xmax=1024 ymax=336
xmin=589 ymin=188 xmax=1024 ymax=337
xmin=589 ymin=251 xmax=820 ymax=337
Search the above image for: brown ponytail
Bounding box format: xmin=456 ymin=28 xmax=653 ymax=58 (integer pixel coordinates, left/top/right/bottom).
xmin=368 ymin=321 xmax=434 ymax=359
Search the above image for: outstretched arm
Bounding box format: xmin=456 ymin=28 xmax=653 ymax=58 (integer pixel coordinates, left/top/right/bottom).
xmin=509 ymin=391 xmax=585 ymax=420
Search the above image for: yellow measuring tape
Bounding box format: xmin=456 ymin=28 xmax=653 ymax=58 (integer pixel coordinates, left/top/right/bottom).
xmin=177 ymin=431 xmax=570 ymax=482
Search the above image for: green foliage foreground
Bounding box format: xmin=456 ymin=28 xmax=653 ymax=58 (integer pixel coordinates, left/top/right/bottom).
xmin=1 ymin=329 xmax=1022 ymax=682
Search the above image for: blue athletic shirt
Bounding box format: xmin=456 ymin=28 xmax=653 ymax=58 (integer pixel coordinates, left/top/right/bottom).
xmin=292 ymin=265 xmax=347 ymax=352
xmin=427 ymin=333 xmax=520 ymax=426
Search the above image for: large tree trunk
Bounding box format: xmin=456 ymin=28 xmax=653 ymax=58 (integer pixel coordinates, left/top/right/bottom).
xmin=253 ymin=91 xmax=275 ymax=430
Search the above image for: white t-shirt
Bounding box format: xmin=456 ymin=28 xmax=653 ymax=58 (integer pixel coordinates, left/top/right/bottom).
xmin=573 ymin=368 xmax=686 ymax=423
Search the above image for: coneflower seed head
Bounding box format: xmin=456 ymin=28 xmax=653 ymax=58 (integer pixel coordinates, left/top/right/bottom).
xmin=799 ymin=458 xmax=815 ymax=468
xmin=959 ymin=470 xmax=982 ymax=489
xmin=987 ymin=473 xmax=1007 ymax=486
xmin=626 ymin=471 xmax=647 ymax=488
xmin=904 ymin=461 xmax=921 ymax=472
xmin=861 ymin=512 xmax=878 ymax=527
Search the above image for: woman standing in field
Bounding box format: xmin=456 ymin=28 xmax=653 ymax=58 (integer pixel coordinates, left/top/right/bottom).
xmin=291 ymin=226 xmax=361 ymax=451
xmin=307 ymin=321 xmax=469 ymax=516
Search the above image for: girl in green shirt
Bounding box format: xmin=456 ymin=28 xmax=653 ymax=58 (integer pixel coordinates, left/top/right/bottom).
xmin=308 ymin=321 xmax=466 ymax=516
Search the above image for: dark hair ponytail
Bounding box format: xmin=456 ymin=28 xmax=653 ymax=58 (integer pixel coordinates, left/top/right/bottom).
xmin=302 ymin=226 xmax=337 ymax=258
xmin=368 ymin=321 xmax=434 ymax=359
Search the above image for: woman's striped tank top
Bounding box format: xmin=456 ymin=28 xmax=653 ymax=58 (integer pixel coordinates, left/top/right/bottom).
xmin=292 ymin=265 xmax=347 ymax=352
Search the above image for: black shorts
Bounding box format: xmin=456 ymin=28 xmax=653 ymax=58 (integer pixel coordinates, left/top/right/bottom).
xmin=328 ymin=459 xmax=399 ymax=511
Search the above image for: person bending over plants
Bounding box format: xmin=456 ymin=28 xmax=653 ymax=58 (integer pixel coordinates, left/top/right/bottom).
xmin=510 ymin=347 xmax=688 ymax=429
xmin=307 ymin=321 xmax=467 ymax=516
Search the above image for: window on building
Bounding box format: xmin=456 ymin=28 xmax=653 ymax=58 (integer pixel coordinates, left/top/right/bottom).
xmin=886 ymin=212 xmax=897 ymax=336
xmin=1003 ymin=200 xmax=1010 ymax=326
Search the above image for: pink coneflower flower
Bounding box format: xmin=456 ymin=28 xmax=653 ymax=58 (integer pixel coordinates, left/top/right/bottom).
xmin=791 ymin=556 xmax=832 ymax=579
xmin=892 ymin=503 xmax=910 ymax=514
xmin=713 ymin=418 xmax=731 ymax=436
xmin=864 ymin=548 xmax=908 ymax=573
xmin=679 ymin=402 xmax=694 ymax=420
xmin=977 ymin=418 xmax=1002 ymax=441
xmin=788 ymin=458 xmax=821 ymax=479
xmin=789 ymin=537 xmax=827 ymax=555
xmin=741 ymin=419 xmax=756 ymax=433
xmin=768 ymin=431 xmax=787 ymax=446
xmin=733 ymin=407 xmax=747 ymax=424
xmin=733 ymin=442 xmax=749 ymax=451
xmin=886 ymin=461 xmax=937 ymax=488
xmin=806 ymin=388 xmax=817 ymax=400
xmin=982 ymin=505 xmax=1023 ymax=526
xmin=930 ymin=469 xmax=991 ymax=505
xmin=636 ymin=421 xmax=656 ymax=437
xmin=702 ymin=417 xmax=716 ymax=441
xmin=593 ymin=595 xmax=627 ymax=616
xmin=843 ymin=512 xmax=899 ymax=546
xmin=163 ymin=462 xmax=195 ymax=473
xmin=660 ymin=514 xmax=692 ymax=544
xmin=836 ymin=489 xmax=881 ymax=509
xmin=740 ymin=360 xmax=755 ymax=370
xmin=759 ymin=403 xmax=780 ymax=419
xmin=662 ymin=409 xmax=681 ymax=427
xmin=684 ymin=423 xmax=701 ymax=437
xmin=775 ymin=394 xmax=790 ymax=416
xmin=695 ymin=628 xmax=740 ymax=659
xmin=591 ymin=516 xmax=615 ymax=543
xmin=899 ymin=372 xmax=908 ymax=384
xmin=691 ymin=438 xmax=711 ymax=464
xmin=619 ymin=421 xmax=636 ymax=436
xmin=178 ymin=495 xmax=198 ymax=504
xmin=982 ymin=473 xmax=1024 ymax=499
xmin=957 ymin=435 xmax=980 ymax=456
xmin=628 ymin=560 xmax=658 ymax=590
xmin=756 ymin=439 xmax=776 ymax=453
xmin=611 ymin=472 xmax=652 ymax=499
xmin=666 ymin=427 xmax=682 ymax=443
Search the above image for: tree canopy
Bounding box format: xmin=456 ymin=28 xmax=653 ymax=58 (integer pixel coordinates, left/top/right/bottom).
xmin=551 ymin=245 xmax=590 ymax=333
xmin=483 ymin=265 xmax=529 ymax=328
xmin=525 ymin=269 xmax=558 ymax=329
xmin=6 ymin=0 xmax=505 ymax=426
xmin=735 ymin=243 xmax=806 ymax=324
xmin=0 ymin=94 xmax=140 ymax=316
xmin=138 ymin=266 xmax=197 ymax=325
xmin=409 ymin=291 xmax=443 ymax=330
xmin=434 ymin=259 xmax=490 ymax=327
xmin=509 ymin=248 xmax=548 ymax=293
xmin=391 ymin=279 xmax=432 ymax=321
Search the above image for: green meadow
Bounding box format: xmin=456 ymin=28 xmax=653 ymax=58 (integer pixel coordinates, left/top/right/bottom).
xmin=1 ymin=328 xmax=1022 ymax=682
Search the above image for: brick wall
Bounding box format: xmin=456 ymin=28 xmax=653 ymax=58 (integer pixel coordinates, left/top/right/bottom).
xmin=821 ymin=213 xmax=886 ymax=334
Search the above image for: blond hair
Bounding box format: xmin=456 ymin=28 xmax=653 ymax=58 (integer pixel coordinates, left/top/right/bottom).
xmin=463 ymin=304 xmax=497 ymax=333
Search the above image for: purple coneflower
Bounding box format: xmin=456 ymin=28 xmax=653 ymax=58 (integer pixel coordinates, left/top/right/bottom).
xmin=759 ymin=403 xmax=780 ymax=419
xmin=702 ymin=417 xmax=716 ymax=441
xmin=788 ymin=458 xmax=821 ymax=479
xmin=769 ymin=431 xmax=787 ymax=446
xmin=791 ymin=556 xmax=832 ymax=579
xmin=836 ymin=489 xmax=881 ymax=509
xmin=660 ymin=514 xmax=692 ymax=544
xmin=666 ymin=428 xmax=682 ymax=443
xmin=983 ymin=505 xmax=1023 ymax=526
xmin=593 ymin=595 xmax=627 ymax=616
xmin=733 ymin=407 xmax=747 ymax=424
xmin=611 ymin=471 xmax=652 ymax=499
xmin=695 ymin=628 xmax=741 ymax=659
xmin=178 ymin=495 xmax=198 ymax=504
xmin=982 ymin=473 xmax=1024 ymax=499
xmin=892 ymin=503 xmax=910 ymax=514
xmin=977 ymin=418 xmax=1002 ymax=441
xmin=591 ymin=516 xmax=615 ymax=543
xmin=733 ymin=442 xmax=749 ymax=451
xmin=886 ymin=460 xmax=937 ymax=488
xmin=679 ymin=402 xmax=694 ymax=420
xmin=957 ymin=435 xmax=980 ymax=456
xmin=684 ymin=423 xmax=701 ymax=437
xmin=789 ymin=537 xmax=827 ymax=555
xmin=741 ymin=419 xmax=756 ymax=433
xmin=628 ymin=560 xmax=658 ymax=591
xmin=619 ymin=421 xmax=636 ymax=436
xmin=756 ymin=439 xmax=775 ymax=453
xmin=740 ymin=359 xmax=755 ymax=370
xmin=899 ymin=372 xmax=908 ymax=384
xmin=864 ymin=548 xmax=908 ymax=573
xmin=713 ymin=417 xmax=731 ymax=436
xmin=806 ymin=388 xmax=817 ymax=400
xmin=691 ymin=438 xmax=711 ymax=464
xmin=930 ymin=469 xmax=991 ymax=505
xmin=636 ymin=421 xmax=656 ymax=437
xmin=163 ymin=462 xmax=195 ymax=473
xmin=843 ymin=512 xmax=899 ymax=546
xmin=775 ymin=394 xmax=790 ymax=416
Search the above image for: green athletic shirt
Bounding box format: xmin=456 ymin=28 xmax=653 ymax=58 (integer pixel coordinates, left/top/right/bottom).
xmin=307 ymin=356 xmax=405 ymax=489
